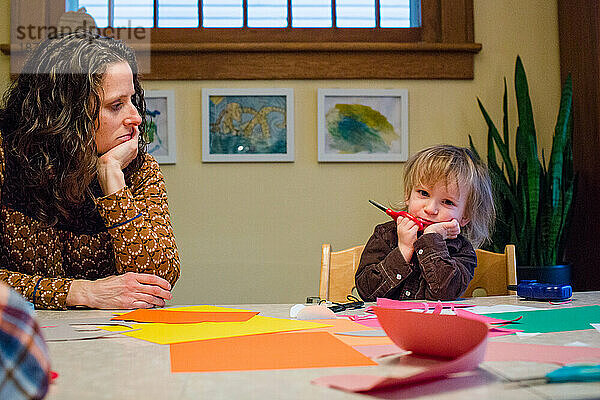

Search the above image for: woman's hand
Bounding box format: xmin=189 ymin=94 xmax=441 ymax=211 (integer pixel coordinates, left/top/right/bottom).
xmin=396 ymin=216 xmax=419 ymax=262
xmin=66 ymin=272 xmax=173 ymax=309
xmin=97 ymin=128 xmax=139 ymax=195
xmin=423 ymin=219 xmax=461 ymax=240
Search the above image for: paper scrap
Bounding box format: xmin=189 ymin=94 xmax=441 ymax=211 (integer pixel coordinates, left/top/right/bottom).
xmin=170 ymin=332 xmax=377 ymax=372
xmin=566 ymin=341 xmax=591 ymax=347
xmin=313 ymin=307 xmax=488 ymax=392
xmin=111 ymin=309 xmax=258 ymax=324
xmin=484 ymin=342 xmax=600 ymax=365
xmin=335 ymin=330 xmax=387 ymax=337
xmin=305 ymin=318 xmax=393 ymax=346
xmin=592 ymin=323 xmax=600 ymax=333
xmin=101 ymin=315 xmax=331 ymax=345
xmin=352 ymin=344 xmax=405 ymax=359
xmin=515 ymin=332 xmax=542 ymax=338
xmin=42 ymin=323 xmax=137 ymax=341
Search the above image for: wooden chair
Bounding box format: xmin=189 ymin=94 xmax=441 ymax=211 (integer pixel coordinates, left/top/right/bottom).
xmin=319 ymin=244 xmax=365 ymax=302
xmin=464 ymin=244 xmax=517 ymax=297
xmin=319 ymin=243 xmax=517 ymax=301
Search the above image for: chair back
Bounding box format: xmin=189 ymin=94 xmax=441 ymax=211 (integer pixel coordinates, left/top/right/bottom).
xmin=319 ymin=244 xmax=365 ymax=302
xmin=464 ymin=244 xmax=517 ymax=297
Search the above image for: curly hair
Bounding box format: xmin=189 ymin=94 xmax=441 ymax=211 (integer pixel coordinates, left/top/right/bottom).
xmin=0 ymin=31 xmax=148 ymax=226
xmin=400 ymin=145 xmax=495 ymax=248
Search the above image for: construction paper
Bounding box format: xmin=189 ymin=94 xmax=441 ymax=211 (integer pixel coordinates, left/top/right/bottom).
xmin=111 ymin=309 xmax=258 ymax=324
xmin=335 ymin=330 xmax=387 ymax=337
xmin=466 ymin=305 xmax=541 ymax=314
xmin=481 ymin=305 xmax=600 ymax=333
xmin=376 ymin=298 xmax=474 ymax=310
xmin=170 ymin=332 xmax=377 ymax=373
xmin=305 ymin=318 xmax=393 ymax=346
xmin=484 ymin=342 xmax=600 ymax=365
xmin=313 ymin=307 xmax=488 ymax=392
xmin=101 ymin=315 xmax=330 ymax=345
xmin=352 ymin=344 xmax=406 ymax=359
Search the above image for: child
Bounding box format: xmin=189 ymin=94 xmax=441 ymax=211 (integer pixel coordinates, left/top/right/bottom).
xmin=355 ymin=145 xmax=495 ymax=301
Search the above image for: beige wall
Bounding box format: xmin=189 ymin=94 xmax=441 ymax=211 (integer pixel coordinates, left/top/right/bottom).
xmin=0 ymin=1 xmax=561 ymax=305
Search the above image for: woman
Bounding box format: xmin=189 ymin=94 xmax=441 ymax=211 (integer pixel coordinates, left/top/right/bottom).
xmin=0 ymin=31 xmax=179 ymax=310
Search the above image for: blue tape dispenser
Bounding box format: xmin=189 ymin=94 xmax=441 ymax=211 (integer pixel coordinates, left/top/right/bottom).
xmin=508 ymin=280 xmax=572 ymax=301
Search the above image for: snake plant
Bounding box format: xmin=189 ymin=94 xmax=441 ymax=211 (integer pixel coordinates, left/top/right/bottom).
xmin=470 ymin=56 xmax=574 ymax=266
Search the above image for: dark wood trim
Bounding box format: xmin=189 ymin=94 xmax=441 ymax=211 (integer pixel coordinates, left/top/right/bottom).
xmin=558 ymin=0 xmax=600 ymax=291
xmin=3 ymin=0 xmax=481 ymax=80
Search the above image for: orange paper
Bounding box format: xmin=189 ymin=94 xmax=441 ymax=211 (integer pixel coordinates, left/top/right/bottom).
xmin=170 ymin=331 xmax=377 ymax=372
xmin=111 ymin=309 xmax=258 ymax=324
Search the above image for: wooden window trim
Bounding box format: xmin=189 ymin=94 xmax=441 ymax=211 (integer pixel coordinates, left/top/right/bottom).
xmin=1 ymin=0 xmax=481 ymax=80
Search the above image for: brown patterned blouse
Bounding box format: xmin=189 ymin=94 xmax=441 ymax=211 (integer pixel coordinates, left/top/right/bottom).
xmin=0 ymin=134 xmax=180 ymax=310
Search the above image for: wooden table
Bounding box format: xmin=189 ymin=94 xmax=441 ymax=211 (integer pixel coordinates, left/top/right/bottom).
xmin=37 ymin=292 xmax=600 ymax=399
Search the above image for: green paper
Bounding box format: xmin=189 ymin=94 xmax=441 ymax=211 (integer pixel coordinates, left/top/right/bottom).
xmin=482 ymin=305 xmax=600 ymax=333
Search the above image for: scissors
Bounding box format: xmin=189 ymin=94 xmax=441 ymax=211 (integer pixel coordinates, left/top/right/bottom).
xmin=369 ymin=200 xmax=435 ymax=231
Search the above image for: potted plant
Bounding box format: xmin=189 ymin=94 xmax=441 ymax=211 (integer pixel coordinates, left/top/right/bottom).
xmin=470 ymin=56 xmax=574 ymax=285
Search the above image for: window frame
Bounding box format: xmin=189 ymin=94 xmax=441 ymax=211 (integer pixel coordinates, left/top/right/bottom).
xmin=2 ymin=0 xmax=480 ymax=80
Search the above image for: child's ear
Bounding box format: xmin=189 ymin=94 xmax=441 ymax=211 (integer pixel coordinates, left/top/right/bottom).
xmin=459 ymin=216 xmax=470 ymax=227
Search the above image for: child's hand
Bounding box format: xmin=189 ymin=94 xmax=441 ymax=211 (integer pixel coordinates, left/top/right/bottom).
xmin=396 ymin=216 xmax=419 ymax=261
xmin=423 ymin=219 xmax=461 ymax=240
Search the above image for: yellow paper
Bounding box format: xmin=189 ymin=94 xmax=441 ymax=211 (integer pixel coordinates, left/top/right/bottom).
xmin=102 ymin=313 xmax=331 ymax=345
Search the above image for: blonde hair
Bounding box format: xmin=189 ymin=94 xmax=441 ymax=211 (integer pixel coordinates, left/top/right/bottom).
xmin=401 ymin=145 xmax=495 ymax=248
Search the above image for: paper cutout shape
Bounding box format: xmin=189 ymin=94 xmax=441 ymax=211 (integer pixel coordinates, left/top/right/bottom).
xmin=335 ymin=330 xmax=387 ymax=337
xmin=313 ymin=307 xmax=488 ymax=392
xmin=304 ymin=318 xmax=393 ymax=346
xmin=101 ymin=315 xmax=330 ymax=345
xmin=42 ymin=321 xmax=137 ymax=341
xmin=111 ymin=309 xmax=258 ymax=324
xmin=484 ymin=342 xmax=600 ymax=365
xmin=170 ymin=332 xmax=377 ymax=373
xmin=482 ymin=305 xmax=600 ymax=333
xmin=376 ymin=298 xmax=474 ymax=310
xmin=352 ymin=344 xmax=406 ymax=359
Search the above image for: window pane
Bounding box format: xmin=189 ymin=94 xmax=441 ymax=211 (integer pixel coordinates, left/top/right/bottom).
xmin=114 ymin=0 xmax=153 ymax=27
xmin=248 ymin=0 xmax=287 ymax=28
xmin=76 ymin=0 xmax=109 ymax=28
xmin=291 ymin=0 xmax=331 ymax=28
xmin=336 ymin=0 xmax=374 ymax=28
xmin=158 ymin=1 xmax=199 ymax=27
xmin=203 ymin=0 xmax=243 ymax=28
xmin=380 ymin=0 xmax=411 ymax=28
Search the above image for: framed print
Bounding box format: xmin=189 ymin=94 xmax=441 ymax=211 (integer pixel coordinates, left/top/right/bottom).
xmin=202 ymin=88 xmax=294 ymax=162
xmin=145 ymin=90 xmax=176 ymax=164
xmin=318 ymin=89 xmax=408 ymax=162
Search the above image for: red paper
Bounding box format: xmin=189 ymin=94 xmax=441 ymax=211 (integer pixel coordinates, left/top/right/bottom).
xmin=111 ymin=309 xmax=258 ymax=324
xmin=312 ymin=308 xmax=488 ymax=392
xmin=170 ymin=331 xmax=377 ymax=372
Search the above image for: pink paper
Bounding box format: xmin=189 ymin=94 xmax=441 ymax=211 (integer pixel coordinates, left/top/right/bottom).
xmin=485 ymin=342 xmax=600 ymax=364
xmin=313 ymin=307 xmax=488 ymax=392
xmin=375 ymin=298 xmax=474 ymax=310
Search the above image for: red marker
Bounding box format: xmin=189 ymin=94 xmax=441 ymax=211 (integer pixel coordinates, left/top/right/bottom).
xmin=368 ymin=200 xmax=435 ymax=231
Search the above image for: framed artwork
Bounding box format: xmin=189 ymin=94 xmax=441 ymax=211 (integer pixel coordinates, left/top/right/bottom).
xmin=318 ymin=89 xmax=408 ymax=162
xmin=202 ymin=88 xmax=294 ymax=162
xmin=145 ymin=90 xmax=176 ymax=164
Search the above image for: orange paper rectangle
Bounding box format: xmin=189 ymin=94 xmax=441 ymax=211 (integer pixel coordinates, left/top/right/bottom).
xmin=112 ymin=309 xmax=259 ymax=324
xmin=170 ymin=331 xmax=377 ymax=372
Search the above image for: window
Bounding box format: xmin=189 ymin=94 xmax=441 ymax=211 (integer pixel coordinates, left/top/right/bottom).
xmin=5 ymin=0 xmax=480 ymax=80
xmin=72 ymin=1 xmax=419 ymax=29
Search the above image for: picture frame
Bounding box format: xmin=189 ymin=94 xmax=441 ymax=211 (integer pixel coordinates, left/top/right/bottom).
xmin=145 ymin=90 xmax=176 ymax=164
xmin=317 ymin=89 xmax=408 ymax=162
xmin=202 ymin=88 xmax=294 ymax=162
